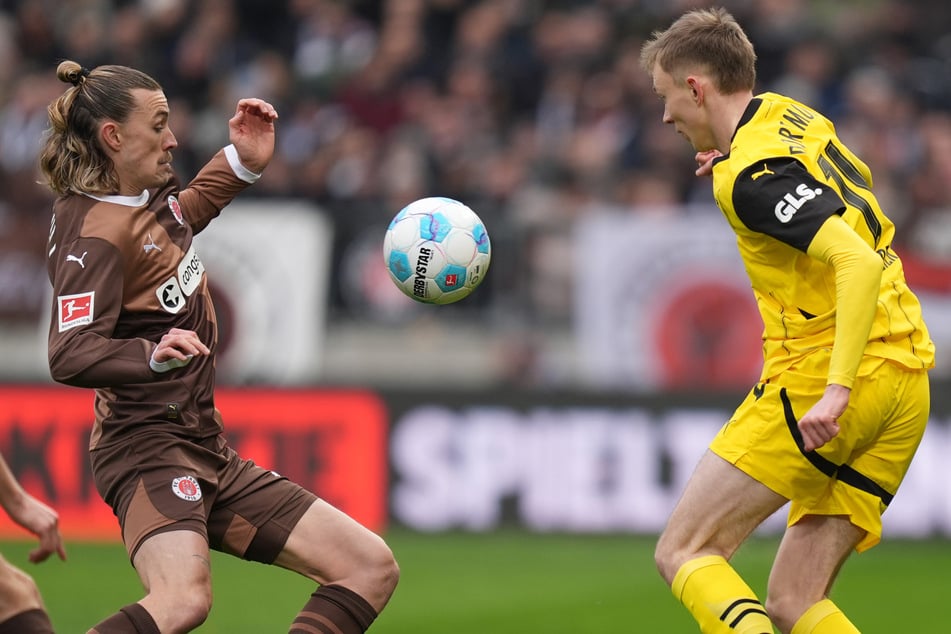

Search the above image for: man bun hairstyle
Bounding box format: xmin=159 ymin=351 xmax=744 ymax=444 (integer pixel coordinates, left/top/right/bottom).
xmin=40 ymin=60 xmax=162 ymax=195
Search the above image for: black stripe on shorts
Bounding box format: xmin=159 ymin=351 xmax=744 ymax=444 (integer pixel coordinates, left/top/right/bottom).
xmin=780 ymin=387 xmax=894 ymax=507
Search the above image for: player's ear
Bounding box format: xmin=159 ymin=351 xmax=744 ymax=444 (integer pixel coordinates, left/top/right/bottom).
xmin=99 ymin=121 xmax=121 ymax=153
xmin=686 ymin=76 xmax=704 ymax=105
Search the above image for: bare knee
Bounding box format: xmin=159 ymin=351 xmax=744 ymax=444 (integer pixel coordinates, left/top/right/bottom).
xmin=765 ymin=585 xmax=816 ymax=633
xmin=363 ymin=535 xmax=400 ymax=607
xmin=0 ymin=559 xmax=43 ymax=619
xmin=765 ymin=593 xmax=795 ymax=633
xmin=145 ymin=579 xmax=213 ymax=632
xmin=654 ymin=530 xmax=695 ymax=586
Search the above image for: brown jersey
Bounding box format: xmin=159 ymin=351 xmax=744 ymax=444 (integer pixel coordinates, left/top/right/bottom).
xmin=46 ymin=146 xmax=257 ymax=450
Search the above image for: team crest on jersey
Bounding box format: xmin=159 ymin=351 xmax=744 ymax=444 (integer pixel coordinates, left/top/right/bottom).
xmin=168 ymin=195 xmax=185 ymax=225
xmin=57 ymin=291 xmax=94 ymax=332
xmin=171 ymin=475 xmax=202 ymax=501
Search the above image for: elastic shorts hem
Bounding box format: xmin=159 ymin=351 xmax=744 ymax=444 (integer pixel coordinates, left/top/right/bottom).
xmin=129 ymin=519 xmax=207 ymax=562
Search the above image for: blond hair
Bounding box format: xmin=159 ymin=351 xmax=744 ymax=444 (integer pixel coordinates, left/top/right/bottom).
xmin=640 ymin=7 xmax=756 ymax=94
xmin=39 ymin=60 xmax=162 ymax=195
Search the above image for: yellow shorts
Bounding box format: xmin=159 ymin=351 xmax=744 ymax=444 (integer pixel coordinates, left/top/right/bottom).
xmin=710 ymin=357 xmax=930 ymax=552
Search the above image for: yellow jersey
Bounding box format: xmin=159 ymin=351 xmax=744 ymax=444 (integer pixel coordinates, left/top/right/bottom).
xmin=711 ymin=92 xmax=934 ymax=382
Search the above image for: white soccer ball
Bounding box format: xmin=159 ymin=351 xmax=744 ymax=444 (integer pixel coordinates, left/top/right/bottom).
xmin=383 ymin=197 xmax=491 ymax=304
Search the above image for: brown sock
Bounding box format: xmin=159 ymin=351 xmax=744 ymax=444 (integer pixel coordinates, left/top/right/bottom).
xmin=88 ymin=604 xmax=159 ymax=634
xmin=0 ymin=608 xmax=54 ymax=633
xmin=290 ymin=584 xmax=378 ymax=634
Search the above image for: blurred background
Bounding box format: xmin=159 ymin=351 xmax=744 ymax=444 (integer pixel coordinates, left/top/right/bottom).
xmin=2 ymin=0 xmax=951 ymax=630
xmin=3 ymin=0 xmax=951 ymax=390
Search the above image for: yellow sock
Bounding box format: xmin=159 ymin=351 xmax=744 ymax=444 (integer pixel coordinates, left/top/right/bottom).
xmin=672 ymin=555 xmax=774 ymax=634
xmin=790 ymin=599 xmax=859 ymax=634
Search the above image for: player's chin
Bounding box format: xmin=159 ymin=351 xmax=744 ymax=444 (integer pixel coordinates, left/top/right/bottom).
xmin=154 ymin=169 xmax=174 ymax=187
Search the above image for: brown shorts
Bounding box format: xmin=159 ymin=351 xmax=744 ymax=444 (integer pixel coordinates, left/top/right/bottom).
xmin=90 ymin=432 xmax=317 ymax=562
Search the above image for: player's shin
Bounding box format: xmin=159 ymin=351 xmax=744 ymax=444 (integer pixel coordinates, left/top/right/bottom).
xmin=673 ymin=555 xmax=775 ymax=633
xmin=290 ymin=584 xmax=378 ymax=634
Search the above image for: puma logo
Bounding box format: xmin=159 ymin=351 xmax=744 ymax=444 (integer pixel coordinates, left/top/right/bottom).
xmin=751 ymin=163 xmax=775 ymax=180
xmin=65 ymin=252 xmax=88 ymax=268
xmin=144 ymin=233 xmax=162 ymax=254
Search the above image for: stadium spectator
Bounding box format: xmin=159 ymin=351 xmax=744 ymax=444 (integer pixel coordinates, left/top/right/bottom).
xmin=0 ymin=450 xmax=64 ymax=633
xmin=642 ymin=7 xmax=933 ymax=633
xmin=0 ymin=0 xmax=948 ymax=382
xmin=39 ymin=60 xmax=397 ymax=633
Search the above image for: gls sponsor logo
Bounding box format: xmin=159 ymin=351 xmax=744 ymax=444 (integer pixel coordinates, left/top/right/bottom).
xmin=155 ymin=245 xmax=205 ymax=313
xmin=775 ymin=184 xmax=822 ymax=223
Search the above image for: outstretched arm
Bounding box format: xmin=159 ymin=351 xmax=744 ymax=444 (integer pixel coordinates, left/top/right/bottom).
xmin=228 ymin=98 xmax=278 ymax=174
xmin=0 ymin=453 xmax=66 ymax=563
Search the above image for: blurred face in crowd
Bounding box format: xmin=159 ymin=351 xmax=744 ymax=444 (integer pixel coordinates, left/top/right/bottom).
xmin=100 ymin=88 xmax=178 ymax=195
xmin=651 ymin=63 xmax=716 ymax=152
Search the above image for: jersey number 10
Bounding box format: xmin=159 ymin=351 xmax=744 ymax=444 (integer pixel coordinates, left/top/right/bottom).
xmin=817 ymin=141 xmax=883 ymax=245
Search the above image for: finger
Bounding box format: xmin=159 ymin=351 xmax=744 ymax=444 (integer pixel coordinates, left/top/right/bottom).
xmin=800 ymin=423 xmax=820 ymax=451
xmin=47 ymin=532 xmax=67 ymax=561
xmin=237 ymin=99 xmax=278 ymax=121
xmin=164 ymin=333 xmax=209 ymax=356
xmin=802 ymin=435 xmax=816 ymax=452
xmin=29 ymin=546 xmax=51 ymax=564
xmin=183 ymin=339 xmax=210 ymax=356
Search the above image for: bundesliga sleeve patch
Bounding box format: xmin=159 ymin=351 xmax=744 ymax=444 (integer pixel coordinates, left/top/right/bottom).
xmin=57 ymin=291 xmax=95 ymax=332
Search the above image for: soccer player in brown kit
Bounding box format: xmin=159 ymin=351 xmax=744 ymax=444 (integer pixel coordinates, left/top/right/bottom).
xmin=640 ymin=8 xmax=934 ymax=634
xmin=0 ymin=451 xmax=65 ymax=633
xmin=40 ymin=60 xmax=398 ymax=633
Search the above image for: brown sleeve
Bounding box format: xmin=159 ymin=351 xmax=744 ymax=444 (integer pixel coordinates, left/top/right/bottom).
xmin=177 ymin=148 xmax=252 ymax=234
xmin=47 ymin=235 xmax=155 ymax=387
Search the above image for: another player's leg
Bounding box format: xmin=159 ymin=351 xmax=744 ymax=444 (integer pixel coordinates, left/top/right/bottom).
xmin=770 ymin=364 xmax=929 ymax=634
xmin=274 ymin=499 xmax=399 ymax=634
xmin=655 ymin=450 xmax=787 ymax=633
xmin=766 ymin=514 xmax=863 ymax=633
xmin=0 ymin=555 xmax=54 ymax=633
xmin=88 ymin=530 xmax=212 ymax=634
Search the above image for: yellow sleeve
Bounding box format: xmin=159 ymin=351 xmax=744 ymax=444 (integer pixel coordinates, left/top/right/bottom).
xmin=806 ymin=215 xmax=883 ymax=388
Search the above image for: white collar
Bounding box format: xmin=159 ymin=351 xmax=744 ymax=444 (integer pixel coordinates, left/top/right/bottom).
xmin=83 ymin=190 xmax=150 ymax=207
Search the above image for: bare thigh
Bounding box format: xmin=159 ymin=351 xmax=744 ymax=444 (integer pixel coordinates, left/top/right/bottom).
xmin=273 ymin=499 xmax=397 ymax=611
xmin=655 ymin=450 xmax=788 ymax=583
xmin=132 ymin=530 xmax=213 ymax=632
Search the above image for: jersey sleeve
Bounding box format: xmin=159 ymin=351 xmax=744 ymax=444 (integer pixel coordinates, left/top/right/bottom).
xmin=732 ymin=158 xmax=845 ymax=251
xmin=176 ymin=145 xmax=260 ymax=234
xmin=48 ymin=236 xmax=156 ymax=387
xmin=806 ymin=215 xmax=883 ymax=388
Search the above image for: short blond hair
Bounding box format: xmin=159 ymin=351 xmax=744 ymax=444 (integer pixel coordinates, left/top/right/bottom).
xmin=640 ymin=7 xmax=756 ymax=94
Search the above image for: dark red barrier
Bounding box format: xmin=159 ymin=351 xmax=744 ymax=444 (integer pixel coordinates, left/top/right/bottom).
xmin=0 ymin=386 xmax=388 ymax=540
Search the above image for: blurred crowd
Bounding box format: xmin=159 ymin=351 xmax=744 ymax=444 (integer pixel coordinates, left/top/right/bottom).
xmin=2 ymin=0 xmax=951 ymax=328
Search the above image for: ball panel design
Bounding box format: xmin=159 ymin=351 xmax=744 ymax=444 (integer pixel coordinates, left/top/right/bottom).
xmin=442 ymin=230 xmax=477 ymax=264
xmin=423 ymin=212 xmax=453 ymax=243
xmin=388 ymin=251 xmax=412 ymax=282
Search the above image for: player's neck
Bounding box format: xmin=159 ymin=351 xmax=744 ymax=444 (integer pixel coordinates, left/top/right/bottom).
xmin=711 ymin=91 xmax=754 ymax=153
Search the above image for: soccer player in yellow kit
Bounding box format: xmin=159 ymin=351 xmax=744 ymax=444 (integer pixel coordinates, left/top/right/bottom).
xmin=641 ymin=8 xmax=934 ymax=634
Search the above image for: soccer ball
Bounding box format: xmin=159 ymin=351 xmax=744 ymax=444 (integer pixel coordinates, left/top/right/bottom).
xmin=383 ymin=197 xmax=491 ymax=304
